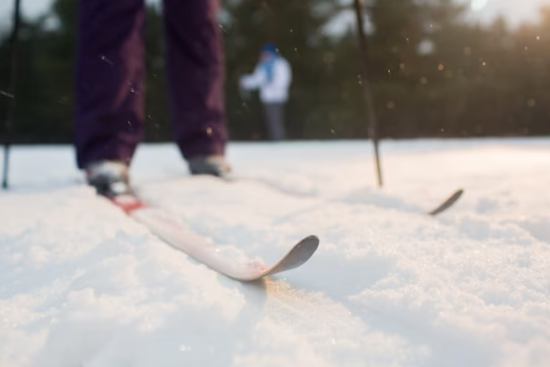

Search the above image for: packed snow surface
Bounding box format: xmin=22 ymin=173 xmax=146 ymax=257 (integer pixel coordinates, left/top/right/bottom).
xmin=1 ymin=139 xmax=550 ymax=367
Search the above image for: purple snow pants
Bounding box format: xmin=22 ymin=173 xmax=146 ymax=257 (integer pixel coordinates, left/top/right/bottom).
xmin=75 ymin=0 xmax=227 ymax=169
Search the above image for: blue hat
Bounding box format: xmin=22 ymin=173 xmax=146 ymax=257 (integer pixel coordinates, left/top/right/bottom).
xmin=261 ymin=43 xmax=277 ymax=55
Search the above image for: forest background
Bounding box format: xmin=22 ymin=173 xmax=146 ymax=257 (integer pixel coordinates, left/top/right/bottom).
xmin=1 ymin=0 xmax=549 ymax=143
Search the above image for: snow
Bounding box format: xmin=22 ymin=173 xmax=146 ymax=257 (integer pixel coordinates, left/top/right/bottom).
xmin=1 ymin=139 xmax=550 ymax=367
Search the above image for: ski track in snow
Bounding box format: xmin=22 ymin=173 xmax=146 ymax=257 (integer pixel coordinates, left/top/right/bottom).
xmin=1 ymin=139 xmax=550 ymax=366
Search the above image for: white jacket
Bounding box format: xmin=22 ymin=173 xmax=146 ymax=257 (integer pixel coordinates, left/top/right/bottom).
xmin=240 ymin=57 xmax=292 ymax=104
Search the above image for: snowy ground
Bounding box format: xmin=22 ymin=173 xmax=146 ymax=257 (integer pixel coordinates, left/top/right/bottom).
xmin=1 ymin=138 xmax=550 ymax=367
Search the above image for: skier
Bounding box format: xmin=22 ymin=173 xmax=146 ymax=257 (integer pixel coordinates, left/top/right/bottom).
xmin=75 ymin=0 xmax=231 ymax=196
xmin=240 ymin=44 xmax=292 ymax=141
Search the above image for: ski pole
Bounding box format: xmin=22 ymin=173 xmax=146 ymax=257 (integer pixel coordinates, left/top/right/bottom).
xmin=353 ymin=0 xmax=383 ymax=187
xmin=2 ymin=0 xmax=22 ymax=189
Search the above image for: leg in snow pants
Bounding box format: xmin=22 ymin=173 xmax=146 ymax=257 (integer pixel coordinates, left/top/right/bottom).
xmin=75 ymin=0 xmax=227 ymax=168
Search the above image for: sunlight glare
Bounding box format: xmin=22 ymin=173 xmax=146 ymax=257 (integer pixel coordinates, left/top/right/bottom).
xmin=471 ymin=0 xmax=488 ymax=11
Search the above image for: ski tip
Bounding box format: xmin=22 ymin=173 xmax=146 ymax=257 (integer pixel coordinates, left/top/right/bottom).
xmin=298 ymin=235 xmax=320 ymax=252
xmin=428 ymin=188 xmax=464 ymax=216
xmin=286 ymin=235 xmax=320 ymax=265
xmin=447 ymin=188 xmax=464 ymax=202
xmin=259 ymin=235 xmax=320 ymax=279
xmin=302 ymin=234 xmax=320 ymax=244
xmin=233 ymin=235 xmax=320 ymax=282
xmin=449 ymin=188 xmax=464 ymax=201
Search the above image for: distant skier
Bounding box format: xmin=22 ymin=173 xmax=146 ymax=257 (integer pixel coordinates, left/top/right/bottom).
xmin=240 ymin=44 xmax=292 ymax=141
xmin=75 ymin=0 xmax=231 ymax=196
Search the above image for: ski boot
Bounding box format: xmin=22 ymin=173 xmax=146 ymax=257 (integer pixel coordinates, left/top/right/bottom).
xmin=85 ymin=160 xmax=131 ymax=197
xmin=188 ymin=155 xmax=232 ymax=178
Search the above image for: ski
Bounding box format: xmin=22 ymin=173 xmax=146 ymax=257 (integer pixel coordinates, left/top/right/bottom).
xmin=427 ymin=189 xmax=464 ymax=216
xmin=238 ymin=177 xmax=464 ymax=217
xmin=106 ymin=193 xmax=319 ymax=282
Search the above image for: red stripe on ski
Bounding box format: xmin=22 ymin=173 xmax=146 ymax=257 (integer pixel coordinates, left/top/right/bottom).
xmin=110 ymin=194 xmax=147 ymax=214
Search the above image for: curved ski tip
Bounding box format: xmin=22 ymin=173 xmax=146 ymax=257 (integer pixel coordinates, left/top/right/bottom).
xmin=303 ymin=234 xmax=320 ymax=244
xmin=295 ymin=235 xmax=320 ymax=260
xmin=237 ymin=235 xmax=321 ymax=282
xmin=271 ymin=235 xmax=319 ymax=273
xmin=299 ymin=235 xmax=320 ymax=250
xmin=450 ymin=188 xmax=464 ymax=200
xmin=428 ymin=188 xmax=465 ymax=216
xmin=451 ymin=188 xmax=465 ymax=202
